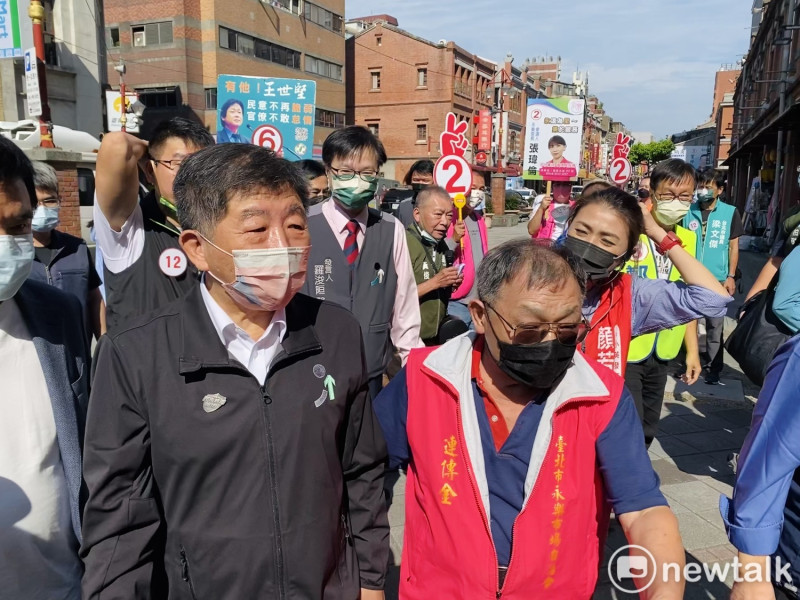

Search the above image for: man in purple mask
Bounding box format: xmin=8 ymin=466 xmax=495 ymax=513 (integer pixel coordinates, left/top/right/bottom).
xmin=81 ymin=144 xmax=389 ymax=600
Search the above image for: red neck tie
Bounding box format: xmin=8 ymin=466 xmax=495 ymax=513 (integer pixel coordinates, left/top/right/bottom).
xmin=344 ymin=219 xmax=359 ymax=266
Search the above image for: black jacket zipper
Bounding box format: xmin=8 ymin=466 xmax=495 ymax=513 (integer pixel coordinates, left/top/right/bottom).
xmin=179 ymin=546 xmax=198 ymax=600
xmin=261 ymin=383 xmax=287 ymax=599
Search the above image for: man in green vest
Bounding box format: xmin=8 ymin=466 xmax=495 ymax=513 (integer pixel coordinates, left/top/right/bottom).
xmin=624 ymin=159 xmax=700 ymax=447
xmin=406 ymin=186 xmax=463 ymax=345
xmin=683 ymin=168 xmax=743 ymax=384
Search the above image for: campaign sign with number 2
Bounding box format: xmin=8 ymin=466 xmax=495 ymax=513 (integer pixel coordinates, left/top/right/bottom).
xmin=435 ymin=155 xmax=472 ymax=197
xmin=434 ymin=112 xmax=472 ymax=197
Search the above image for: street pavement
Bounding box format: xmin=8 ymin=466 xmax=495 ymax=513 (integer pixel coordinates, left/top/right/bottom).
xmin=383 ymin=221 xmax=769 ymax=599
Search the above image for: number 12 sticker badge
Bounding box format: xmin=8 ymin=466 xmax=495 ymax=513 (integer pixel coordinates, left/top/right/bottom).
xmin=159 ymin=248 xmax=188 ymax=277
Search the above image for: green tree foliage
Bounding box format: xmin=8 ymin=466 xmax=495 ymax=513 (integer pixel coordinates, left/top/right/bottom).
xmin=628 ymin=139 xmax=676 ymax=167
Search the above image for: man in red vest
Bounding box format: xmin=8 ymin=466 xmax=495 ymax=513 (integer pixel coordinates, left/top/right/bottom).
xmin=375 ymin=239 xmax=684 ymax=599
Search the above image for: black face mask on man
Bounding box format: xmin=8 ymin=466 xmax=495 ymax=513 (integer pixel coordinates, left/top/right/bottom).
xmin=563 ymin=236 xmax=625 ymax=282
xmin=485 ymin=312 xmax=576 ymax=389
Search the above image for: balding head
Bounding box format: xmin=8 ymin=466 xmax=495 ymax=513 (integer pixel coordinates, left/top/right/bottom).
xmin=413 ymin=185 xmax=453 ymax=241
xmin=415 ymin=185 xmax=451 ymax=210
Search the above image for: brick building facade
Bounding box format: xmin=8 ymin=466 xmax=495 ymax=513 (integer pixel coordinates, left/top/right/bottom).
xmin=345 ymin=21 xmax=495 ymax=181
xmin=103 ymin=0 xmax=346 ymax=147
xmin=726 ymin=0 xmax=800 ymax=233
xmin=23 ymin=148 xmax=85 ymax=239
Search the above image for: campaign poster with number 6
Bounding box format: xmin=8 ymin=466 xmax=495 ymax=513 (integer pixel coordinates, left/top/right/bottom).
xmin=216 ymin=75 xmax=317 ymax=161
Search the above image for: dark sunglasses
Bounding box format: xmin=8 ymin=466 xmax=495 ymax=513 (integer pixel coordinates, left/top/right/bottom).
xmin=486 ymin=303 xmax=589 ymax=346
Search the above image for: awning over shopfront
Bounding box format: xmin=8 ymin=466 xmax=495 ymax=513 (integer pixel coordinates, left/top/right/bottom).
xmin=725 ymin=103 xmax=800 ymax=166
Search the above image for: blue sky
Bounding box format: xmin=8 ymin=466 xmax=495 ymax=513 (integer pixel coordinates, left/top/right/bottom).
xmin=345 ymin=0 xmax=753 ymax=139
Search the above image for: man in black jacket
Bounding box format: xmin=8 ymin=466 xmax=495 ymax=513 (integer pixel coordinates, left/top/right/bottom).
xmin=81 ymin=144 xmax=389 ymax=599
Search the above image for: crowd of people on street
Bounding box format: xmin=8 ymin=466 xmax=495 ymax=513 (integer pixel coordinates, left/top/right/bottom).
xmin=3 ymin=116 xmax=800 ymax=599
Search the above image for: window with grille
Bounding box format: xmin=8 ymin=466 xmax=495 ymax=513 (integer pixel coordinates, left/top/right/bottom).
xmin=416 ymin=123 xmax=427 ymax=141
xmin=205 ymin=88 xmax=217 ymax=109
xmin=305 ymin=56 xmax=343 ymax=81
xmin=303 ymin=2 xmax=344 ymax=34
xmin=219 ymin=26 xmax=300 ymax=70
xmin=108 ymin=27 xmax=120 ymax=48
xmin=315 ymin=108 xmax=346 ymax=129
xmin=132 ymin=21 xmax=172 ymax=47
xmin=136 ymin=87 xmax=179 ymax=108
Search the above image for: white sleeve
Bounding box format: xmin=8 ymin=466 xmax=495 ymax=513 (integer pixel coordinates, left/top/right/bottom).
xmin=92 ymin=196 xmax=146 ymax=275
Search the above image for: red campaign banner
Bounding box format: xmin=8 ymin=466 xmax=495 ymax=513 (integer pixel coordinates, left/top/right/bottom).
xmin=611 ymin=132 xmax=632 ymax=185
xmin=435 ymin=112 xmax=472 ymax=197
xmin=478 ymin=109 xmax=492 ymax=151
xmin=612 ymin=133 xmax=631 ymax=159
xmin=439 ymin=112 xmax=469 ymax=157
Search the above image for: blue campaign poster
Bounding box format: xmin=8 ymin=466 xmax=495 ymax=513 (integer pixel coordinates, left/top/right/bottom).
xmin=216 ymin=75 xmax=317 ymax=161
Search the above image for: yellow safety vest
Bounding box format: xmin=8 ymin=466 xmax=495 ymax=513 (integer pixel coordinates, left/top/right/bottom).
xmin=625 ymin=226 xmax=697 ymax=363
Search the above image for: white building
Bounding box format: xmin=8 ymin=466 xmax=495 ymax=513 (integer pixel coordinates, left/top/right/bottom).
xmin=632 ymin=131 xmax=655 ymax=144
xmin=0 ymin=0 xmax=106 ymax=136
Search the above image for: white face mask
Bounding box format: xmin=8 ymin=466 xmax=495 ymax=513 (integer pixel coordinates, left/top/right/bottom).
xmin=202 ymin=235 xmax=311 ymax=312
xmin=469 ymin=189 xmax=485 ymax=208
xmin=653 ymin=199 xmax=690 ymax=226
xmin=0 ymin=234 xmax=34 ymax=301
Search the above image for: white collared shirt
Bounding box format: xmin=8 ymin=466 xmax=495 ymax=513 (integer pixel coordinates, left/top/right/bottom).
xmin=200 ymin=281 xmax=287 ymax=386
xmin=0 ymin=298 xmax=82 ymax=598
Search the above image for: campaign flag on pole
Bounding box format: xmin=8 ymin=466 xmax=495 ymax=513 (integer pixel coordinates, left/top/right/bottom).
xmin=523 ymin=97 xmax=585 ymax=182
xmin=216 ymin=75 xmax=317 ymax=161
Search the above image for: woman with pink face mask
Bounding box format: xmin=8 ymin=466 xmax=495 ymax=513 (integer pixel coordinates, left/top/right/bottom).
xmin=527 ymin=181 xmax=576 ymax=241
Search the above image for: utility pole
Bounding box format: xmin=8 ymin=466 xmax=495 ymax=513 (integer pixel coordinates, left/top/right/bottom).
xmin=115 ymin=62 xmax=128 ymax=132
xmin=28 ymin=0 xmax=54 ymax=147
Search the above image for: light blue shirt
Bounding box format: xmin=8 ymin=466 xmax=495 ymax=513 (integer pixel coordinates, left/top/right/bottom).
xmin=720 ymin=335 xmax=800 ymax=556
xmin=773 ymin=246 xmax=800 ymax=333
xmin=583 ymin=277 xmax=731 ymax=337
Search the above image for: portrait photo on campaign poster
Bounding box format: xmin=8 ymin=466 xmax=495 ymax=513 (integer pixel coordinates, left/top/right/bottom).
xmin=523 ymin=97 xmax=585 ymax=182
xmin=216 ymin=74 xmax=317 ymax=160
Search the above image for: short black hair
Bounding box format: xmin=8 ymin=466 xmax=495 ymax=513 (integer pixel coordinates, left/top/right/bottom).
xmin=149 ymin=117 xmax=215 ymax=158
xmin=650 ymin=158 xmax=696 ymax=192
xmin=548 ymin=135 xmax=567 ymax=148
xmin=220 ymin=99 xmax=244 ymax=123
xmin=478 ymin=239 xmax=586 ymax=304
xmin=403 ymin=159 xmax=435 ymax=185
xmin=296 ymin=159 xmax=326 ymax=180
xmin=0 ymin=137 xmax=37 ymax=208
xmin=580 ymin=180 xmax=612 ymax=198
xmin=175 ymin=144 xmax=309 ymax=235
xmin=322 ymin=125 xmax=387 ymax=168
xmin=569 ymin=187 xmax=644 ymax=262
xmin=697 ymin=167 xmax=726 ymax=190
